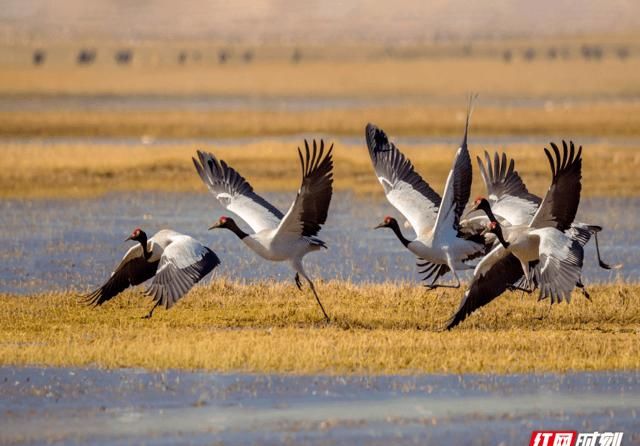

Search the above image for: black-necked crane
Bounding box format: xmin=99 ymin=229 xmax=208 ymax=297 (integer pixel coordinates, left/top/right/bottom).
xmin=367 ymin=106 xmax=486 ymax=289
xmin=447 ymin=141 xmax=588 ymax=328
xmin=85 ymin=228 xmax=220 ymax=318
xmin=446 ymin=144 xmax=622 ymax=328
xmin=193 ymin=140 xmax=333 ymax=322
xmin=461 ymin=149 xmax=619 ymax=271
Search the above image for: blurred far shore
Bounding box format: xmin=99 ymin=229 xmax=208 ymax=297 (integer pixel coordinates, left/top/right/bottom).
xmin=1 ymin=0 xmax=640 ymax=199
xmin=0 ymin=0 xmax=639 ymax=111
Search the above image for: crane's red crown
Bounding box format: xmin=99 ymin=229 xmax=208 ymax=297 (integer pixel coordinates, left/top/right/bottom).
xmin=474 ymin=196 xmax=486 ymax=205
xmin=131 ymin=227 xmax=142 ymax=237
xmin=384 ymin=215 xmax=394 ymax=224
xmin=220 ymin=216 xmax=228 ymax=223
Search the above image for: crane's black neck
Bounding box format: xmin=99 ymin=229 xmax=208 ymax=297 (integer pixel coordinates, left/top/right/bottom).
xmin=479 ymin=200 xmax=499 ymax=223
xmin=137 ymin=233 xmax=152 ymax=260
xmin=388 ymin=220 xmax=411 ymax=247
xmin=225 ymin=220 xmax=248 ymax=240
xmin=477 ymin=201 xmax=510 ymax=248
xmin=492 ymin=223 xmax=510 ymax=249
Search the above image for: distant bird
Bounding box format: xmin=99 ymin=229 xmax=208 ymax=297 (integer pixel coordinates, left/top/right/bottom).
xmin=218 ymin=49 xmax=229 ymax=64
xmin=32 ymin=49 xmax=46 ymax=66
xmin=115 ymin=49 xmax=132 ymax=65
xmin=193 ymin=140 xmax=334 ymax=322
xmin=85 ymin=228 xmax=220 ymax=318
xmin=448 ymin=141 xmax=588 ymax=328
xmin=77 ymin=49 xmax=96 ymax=65
xmin=367 ymin=103 xmax=485 ymax=289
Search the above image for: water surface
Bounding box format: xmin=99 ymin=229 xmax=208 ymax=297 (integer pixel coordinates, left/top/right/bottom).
xmin=1 ymin=367 xmax=638 ymax=445
xmin=0 ymin=193 xmax=632 ymax=295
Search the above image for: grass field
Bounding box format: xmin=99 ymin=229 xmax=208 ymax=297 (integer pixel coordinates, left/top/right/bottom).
xmin=1 ymin=101 xmax=640 ymax=138
xmin=0 ymin=281 xmax=638 ymax=374
xmin=1 ymin=139 xmax=639 ymax=199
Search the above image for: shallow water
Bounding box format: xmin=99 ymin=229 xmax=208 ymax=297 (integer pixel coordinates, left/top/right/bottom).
xmin=0 ymin=192 xmax=633 ymax=294
xmin=4 ymin=133 xmax=640 ymax=150
xmin=1 ymin=367 xmax=638 ymax=445
xmin=4 ymin=94 xmax=639 ymax=113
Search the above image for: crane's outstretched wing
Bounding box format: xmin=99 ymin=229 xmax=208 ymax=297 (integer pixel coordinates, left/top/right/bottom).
xmin=365 ymin=123 xmax=441 ymax=236
xmin=529 ymin=141 xmax=582 ymax=231
xmin=477 ymin=151 xmax=541 ymax=225
xmin=84 ymin=244 xmax=159 ymax=306
xmin=274 ymin=140 xmax=333 ymax=241
xmin=446 ymin=252 xmax=524 ymax=329
xmin=433 ymin=102 xmax=473 ymax=237
xmin=146 ymin=235 xmax=220 ymax=309
xmin=193 ymin=150 xmax=284 ymax=233
xmin=532 ymin=229 xmax=584 ymax=304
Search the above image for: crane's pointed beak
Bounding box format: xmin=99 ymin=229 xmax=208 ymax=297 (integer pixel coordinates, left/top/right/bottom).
xmin=374 ymin=222 xmax=385 ymax=229
xmin=463 ymin=203 xmax=480 ymax=219
xmin=124 ymin=235 xmax=132 ymax=242
xmin=208 ymin=222 xmax=221 ymax=230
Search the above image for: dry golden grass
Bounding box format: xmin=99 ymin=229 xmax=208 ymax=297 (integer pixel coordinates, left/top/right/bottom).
xmin=1 ymin=101 xmax=639 ymax=138
xmin=0 ymin=281 xmax=638 ymax=374
xmin=1 ymin=58 xmax=640 ymax=98
xmin=1 ymin=139 xmax=639 ymax=198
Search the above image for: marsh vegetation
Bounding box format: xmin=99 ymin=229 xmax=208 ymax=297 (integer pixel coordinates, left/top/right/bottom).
xmin=0 ymin=282 xmax=638 ymax=373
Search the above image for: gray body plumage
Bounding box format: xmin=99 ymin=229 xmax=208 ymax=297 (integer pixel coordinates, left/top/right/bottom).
xmin=366 ymin=100 xmax=486 ymax=287
xmin=193 ymin=140 xmax=334 ymax=322
xmin=85 ymin=229 xmax=220 ymax=314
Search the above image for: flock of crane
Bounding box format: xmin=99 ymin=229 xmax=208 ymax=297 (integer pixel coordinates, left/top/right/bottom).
xmin=84 ymin=100 xmax=620 ymax=328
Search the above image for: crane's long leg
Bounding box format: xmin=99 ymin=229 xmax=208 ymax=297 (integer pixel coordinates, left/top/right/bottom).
xmin=294 ymin=273 xmax=302 ymax=290
xmin=593 ymin=232 xmax=622 ymax=270
xmin=305 ymin=276 xmax=330 ymax=323
xmin=425 ymin=273 xmax=460 ymax=290
xmin=294 ymin=262 xmax=330 ymax=322
xmin=426 ymin=272 xmax=441 ymax=289
xmin=575 ymin=277 xmax=591 ymax=300
xmin=418 ymin=263 xmax=446 ymax=289
xmin=508 ymin=284 xmax=534 ymax=293
xmin=143 ymin=300 xmax=161 ymax=319
xmin=424 ymin=255 xmax=462 ymax=291
xmin=507 ymin=275 xmax=535 ymax=294
xmin=517 ymin=260 xmax=537 ymax=294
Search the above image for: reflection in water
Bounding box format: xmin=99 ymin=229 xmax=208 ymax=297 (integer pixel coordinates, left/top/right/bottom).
xmin=0 ymin=192 xmax=633 ymax=294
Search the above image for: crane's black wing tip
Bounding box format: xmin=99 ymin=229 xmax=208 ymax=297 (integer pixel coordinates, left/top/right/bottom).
xmin=81 ymin=288 xmax=109 ymax=307
xmin=444 ymin=297 xmax=471 ymax=330
xmin=365 ymin=123 xmax=390 ymax=153
xmin=444 ymin=315 xmax=462 ymax=330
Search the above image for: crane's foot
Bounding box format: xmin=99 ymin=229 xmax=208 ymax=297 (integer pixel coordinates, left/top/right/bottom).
xmin=576 ymin=280 xmax=591 ymax=300
xmin=507 ymin=284 xmax=534 ymax=293
xmin=294 ymin=273 xmax=302 ymax=290
xmin=424 ymin=283 xmax=460 ymax=290
xmin=599 ymin=260 xmax=623 ymax=270
xmin=142 ymin=301 xmax=160 ymax=319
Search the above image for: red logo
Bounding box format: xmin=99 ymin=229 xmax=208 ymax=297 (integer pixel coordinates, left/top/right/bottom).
xmin=530 ymin=431 xmax=577 ymax=446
